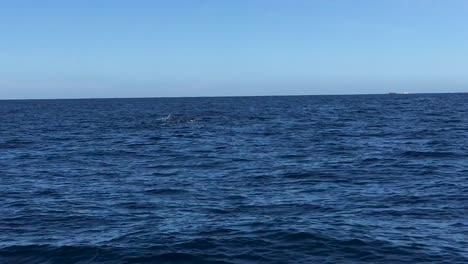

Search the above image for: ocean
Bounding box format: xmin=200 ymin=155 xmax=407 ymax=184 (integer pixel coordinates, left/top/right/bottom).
xmin=0 ymin=94 xmax=467 ymax=263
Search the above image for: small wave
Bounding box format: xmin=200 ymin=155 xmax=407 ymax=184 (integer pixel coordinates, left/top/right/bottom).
xmin=0 ymin=245 xmax=231 ymax=264
xmin=148 ymin=136 xmax=163 ymax=141
xmin=33 ymin=189 xmax=60 ymax=197
xmin=283 ymin=171 xmax=337 ymax=179
xmin=398 ymin=150 xmax=459 ymax=158
xmin=204 ymin=208 xmax=231 ymax=214
xmin=128 ymin=252 xmax=205 ymax=264
xmin=225 ymin=194 xmax=247 ymax=200
xmin=0 ymin=245 xmax=120 ymax=264
xmin=174 ymin=238 xmax=220 ymax=250
xmin=144 ymin=188 xmax=188 ymax=195
xmin=1 ymin=232 xmax=464 ymax=264
xmin=0 ymin=139 xmax=34 ymax=149
xmin=277 ymin=231 xmax=327 ymax=242
xmin=82 ymin=150 xmax=140 ymax=157
xmin=339 ymin=238 xmax=368 ymax=246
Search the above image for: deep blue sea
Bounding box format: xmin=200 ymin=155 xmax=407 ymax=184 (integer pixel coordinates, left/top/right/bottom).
xmin=0 ymin=94 xmax=467 ymax=263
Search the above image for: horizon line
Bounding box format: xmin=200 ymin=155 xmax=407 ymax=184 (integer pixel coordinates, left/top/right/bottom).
xmin=0 ymin=91 xmax=467 ymax=101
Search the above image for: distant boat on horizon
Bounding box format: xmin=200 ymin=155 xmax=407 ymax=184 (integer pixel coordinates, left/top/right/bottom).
xmin=387 ymin=92 xmax=409 ymax=95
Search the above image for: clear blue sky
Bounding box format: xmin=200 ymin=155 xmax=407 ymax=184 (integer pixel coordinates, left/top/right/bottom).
xmin=1 ymin=0 xmax=467 ymax=99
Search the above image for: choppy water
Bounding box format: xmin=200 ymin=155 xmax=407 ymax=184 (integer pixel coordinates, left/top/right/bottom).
xmin=1 ymin=94 xmax=467 ymax=263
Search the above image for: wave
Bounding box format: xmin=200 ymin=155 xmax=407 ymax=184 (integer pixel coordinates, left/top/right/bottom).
xmin=143 ymin=188 xmax=189 ymax=195
xmin=1 ymin=231 xmax=464 ymax=264
xmin=398 ymin=150 xmax=461 ymax=158
xmin=0 ymin=139 xmax=35 ymax=149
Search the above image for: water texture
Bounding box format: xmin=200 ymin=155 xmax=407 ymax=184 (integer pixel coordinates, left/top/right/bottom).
xmin=0 ymin=94 xmax=467 ymax=263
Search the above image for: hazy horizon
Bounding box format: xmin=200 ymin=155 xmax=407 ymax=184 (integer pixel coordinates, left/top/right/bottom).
xmin=2 ymin=0 xmax=468 ymax=99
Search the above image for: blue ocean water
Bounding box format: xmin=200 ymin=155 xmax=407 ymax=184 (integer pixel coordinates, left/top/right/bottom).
xmin=0 ymin=94 xmax=467 ymax=263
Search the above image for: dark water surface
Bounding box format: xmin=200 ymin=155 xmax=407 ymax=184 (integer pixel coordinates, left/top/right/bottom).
xmin=1 ymin=94 xmax=467 ymax=263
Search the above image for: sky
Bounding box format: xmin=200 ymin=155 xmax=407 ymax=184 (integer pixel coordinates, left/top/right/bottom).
xmin=1 ymin=0 xmax=468 ymax=99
